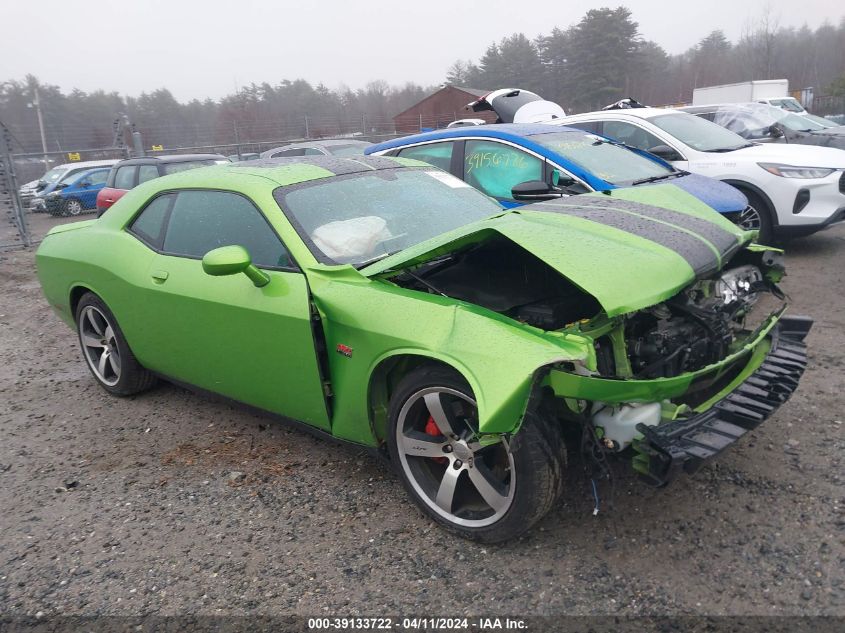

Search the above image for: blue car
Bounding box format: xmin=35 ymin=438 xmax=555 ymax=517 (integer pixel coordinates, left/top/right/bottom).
xmin=366 ymin=124 xmax=747 ymax=215
xmin=41 ymin=167 xmax=111 ymax=217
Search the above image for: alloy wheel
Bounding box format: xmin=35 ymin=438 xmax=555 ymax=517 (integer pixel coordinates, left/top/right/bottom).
xmin=65 ymin=199 xmax=84 ymax=216
xmin=395 ymin=386 xmax=516 ymax=527
xmin=78 ymin=306 xmax=121 ymax=386
xmin=736 ymin=205 xmax=762 ymax=231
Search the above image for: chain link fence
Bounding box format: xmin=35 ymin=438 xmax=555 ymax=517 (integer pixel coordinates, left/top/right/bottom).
xmin=5 ymin=112 xmax=467 ymax=247
xmin=1 ymin=121 xmax=30 ymax=251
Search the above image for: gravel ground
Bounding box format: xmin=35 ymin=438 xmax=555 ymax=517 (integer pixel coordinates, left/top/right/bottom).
xmin=1 ymin=213 xmax=843 ymax=618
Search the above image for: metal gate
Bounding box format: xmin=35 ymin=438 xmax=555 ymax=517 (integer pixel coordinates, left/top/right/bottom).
xmin=0 ymin=121 xmax=30 ymax=251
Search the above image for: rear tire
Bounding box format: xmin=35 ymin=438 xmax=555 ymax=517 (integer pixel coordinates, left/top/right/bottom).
xmin=75 ymin=292 xmax=157 ymax=396
xmin=387 ymin=365 xmax=565 ymax=543
xmin=62 ymin=197 xmax=85 ymax=216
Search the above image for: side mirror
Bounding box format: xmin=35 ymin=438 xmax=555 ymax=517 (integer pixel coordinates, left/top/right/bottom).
xmin=511 ymin=180 xmax=562 ymax=201
xmin=202 ymin=245 xmax=269 ymax=287
xmin=768 ymin=125 xmax=784 ymax=139
xmin=647 ymin=145 xmax=683 ymax=162
xmin=55 ymin=182 xmax=70 ymax=189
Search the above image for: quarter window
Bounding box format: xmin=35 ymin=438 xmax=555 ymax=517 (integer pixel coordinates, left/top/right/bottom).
xmin=463 ymin=140 xmax=543 ymax=200
xmin=129 ymin=194 xmax=174 ymax=249
xmin=114 ymin=166 xmax=136 ymax=190
xmin=397 ymin=142 xmax=454 ymax=172
xmin=162 ymin=191 xmax=291 ymax=268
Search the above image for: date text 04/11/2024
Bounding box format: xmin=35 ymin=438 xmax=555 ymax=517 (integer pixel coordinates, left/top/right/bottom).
xmin=307 ymin=617 xmax=528 ymax=631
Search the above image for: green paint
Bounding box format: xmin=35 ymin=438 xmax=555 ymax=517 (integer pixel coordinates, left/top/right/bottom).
xmin=35 ymin=160 xmax=792 ymax=461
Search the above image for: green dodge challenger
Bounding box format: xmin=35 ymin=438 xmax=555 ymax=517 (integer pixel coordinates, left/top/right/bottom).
xmin=36 ymin=155 xmax=810 ymax=542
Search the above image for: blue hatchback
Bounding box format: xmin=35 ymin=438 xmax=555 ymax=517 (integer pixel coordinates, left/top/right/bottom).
xmin=366 ymin=124 xmax=747 ymax=214
xmin=42 ymin=167 xmax=111 ymax=216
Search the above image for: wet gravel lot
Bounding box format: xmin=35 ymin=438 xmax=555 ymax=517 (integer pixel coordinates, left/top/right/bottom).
xmin=1 ymin=214 xmax=843 ymax=617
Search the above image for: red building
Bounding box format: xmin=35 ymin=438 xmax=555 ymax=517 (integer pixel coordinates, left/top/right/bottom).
xmin=392 ymin=86 xmax=496 ymax=133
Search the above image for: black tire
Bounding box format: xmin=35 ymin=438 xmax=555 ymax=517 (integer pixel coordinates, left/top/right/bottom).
xmin=387 ymin=365 xmax=565 ymax=543
xmin=75 ymin=292 xmax=157 ymax=396
xmin=62 ymin=197 xmax=85 ymax=217
xmin=735 ymin=188 xmax=775 ymax=245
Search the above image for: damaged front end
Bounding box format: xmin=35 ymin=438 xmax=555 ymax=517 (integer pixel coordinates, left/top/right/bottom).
xmin=545 ymin=245 xmax=811 ymax=485
xmin=373 ymin=216 xmax=810 ymax=487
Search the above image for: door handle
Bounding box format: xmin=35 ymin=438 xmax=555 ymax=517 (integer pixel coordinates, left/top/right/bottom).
xmin=151 ymin=270 xmax=169 ymax=283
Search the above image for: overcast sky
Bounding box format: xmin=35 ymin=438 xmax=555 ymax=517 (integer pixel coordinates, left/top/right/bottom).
xmin=1 ymin=0 xmax=841 ymax=102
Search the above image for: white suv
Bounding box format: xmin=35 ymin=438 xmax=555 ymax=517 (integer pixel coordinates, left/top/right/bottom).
xmin=556 ymin=107 xmax=845 ymax=242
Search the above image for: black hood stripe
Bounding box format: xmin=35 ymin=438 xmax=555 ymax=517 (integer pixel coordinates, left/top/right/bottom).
xmin=536 ymin=196 xmax=740 ymax=256
xmin=537 ymin=205 xmax=722 ymax=275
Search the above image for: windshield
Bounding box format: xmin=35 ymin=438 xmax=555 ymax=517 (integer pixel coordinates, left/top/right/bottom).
xmin=649 ymin=113 xmax=749 ymax=152
xmin=532 ymin=131 xmax=674 ymax=185
xmin=327 ymin=143 xmax=371 ymax=157
xmin=766 ymin=98 xmax=804 ymax=113
xmin=711 ymin=103 xmax=825 ymax=137
xmin=278 ymin=168 xmax=503 ymax=266
xmin=801 ymin=114 xmax=837 ymax=129
xmin=41 ymin=167 xmax=69 ymax=184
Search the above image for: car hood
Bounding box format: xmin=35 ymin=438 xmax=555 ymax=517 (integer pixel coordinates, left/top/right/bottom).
xmin=363 ymin=184 xmax=749 ymax=318
xmin=730 ymin=142 xmax=845 ymax=167
xmin=661 ymin=172 xmax=747 ymax=213
xmin=783 ymin=128 xmax=845 ymax=150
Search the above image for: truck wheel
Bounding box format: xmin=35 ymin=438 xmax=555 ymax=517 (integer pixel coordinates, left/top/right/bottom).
xmin=387 ymin=365 xmax=565 ymax=543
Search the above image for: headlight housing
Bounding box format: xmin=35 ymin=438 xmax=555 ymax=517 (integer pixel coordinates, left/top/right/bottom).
xmin=758 ymin=163 xmax=836 ymax=179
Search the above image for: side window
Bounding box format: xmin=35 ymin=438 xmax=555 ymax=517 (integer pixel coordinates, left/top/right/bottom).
xmin=397 ymin=142 xmax=454 ymax=172
xmin=303 ymin=148 xmax=324 ymax=156
xmin=271 ymin=148 xmax=305 ymax=158
xmin=600 ymin=121 xmax=664 ymax=152
xmin=463 ymin=140 xmax=543 ymax=200
xmin=567 ymin=121 xmax=601 ymax=134
xmin=114 ymin=166 xmax=137 ymax=190
xmin=129 ymin=194 xmax=174 ymax=249
xmin=138 ymin=165 xmax=159 ymax=184
xmin=162 ymin=191 xmax=291 ymax=268
xmin=86 ymin=170 xmax=109 ymax=186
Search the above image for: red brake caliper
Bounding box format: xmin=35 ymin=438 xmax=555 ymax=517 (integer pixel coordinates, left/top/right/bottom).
xmin=425 ymin=415 xmax=448 ymax=464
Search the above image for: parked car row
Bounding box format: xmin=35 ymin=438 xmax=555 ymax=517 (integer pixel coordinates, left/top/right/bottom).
xmin=365 ymin=89 xmax=845 ymax=244
xmin=31 ymin=86 xmax=841 ymax=541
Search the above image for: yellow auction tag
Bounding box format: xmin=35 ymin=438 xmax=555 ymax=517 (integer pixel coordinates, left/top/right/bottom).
xmin=67 ymin=152 xmax=81 ymax=161
xmin=151 ymin=144 xmax=164 ymax=151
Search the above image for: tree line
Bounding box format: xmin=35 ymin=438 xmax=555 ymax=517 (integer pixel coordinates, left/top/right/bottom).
xmin=447 ymin=7 xmax=845 ymax=113
xmin=2 ymin=5 xmax=844 ymax=155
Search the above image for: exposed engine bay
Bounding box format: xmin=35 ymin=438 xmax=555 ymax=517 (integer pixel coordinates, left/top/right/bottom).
xmin=388 ymin=235 xmax=785 ymax=382
xmin=622 ymin=264 xmax=779 ymax=379
xmin=390 ymin=235 xmax=602 ymax=329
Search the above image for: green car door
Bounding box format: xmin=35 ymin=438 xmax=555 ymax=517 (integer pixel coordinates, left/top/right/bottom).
xmin=126 ymin=189 xmax=330 ymax=430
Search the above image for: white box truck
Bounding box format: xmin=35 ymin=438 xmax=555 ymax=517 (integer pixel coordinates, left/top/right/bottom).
xmin=692 ymin=80 xmax=806 ymax=113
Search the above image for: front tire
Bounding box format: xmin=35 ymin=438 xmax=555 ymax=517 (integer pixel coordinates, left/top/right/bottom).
xmin=387 ymin=366 xmax=565 ymax=542
xmin=75 ymin=293 xmax=157 ymax=396
xmin=734 ymin=189 xmax=775 ymax=245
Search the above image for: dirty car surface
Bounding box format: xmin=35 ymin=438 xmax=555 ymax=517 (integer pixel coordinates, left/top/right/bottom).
xmin=35 ymin=155 xmax=811 ymax=542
